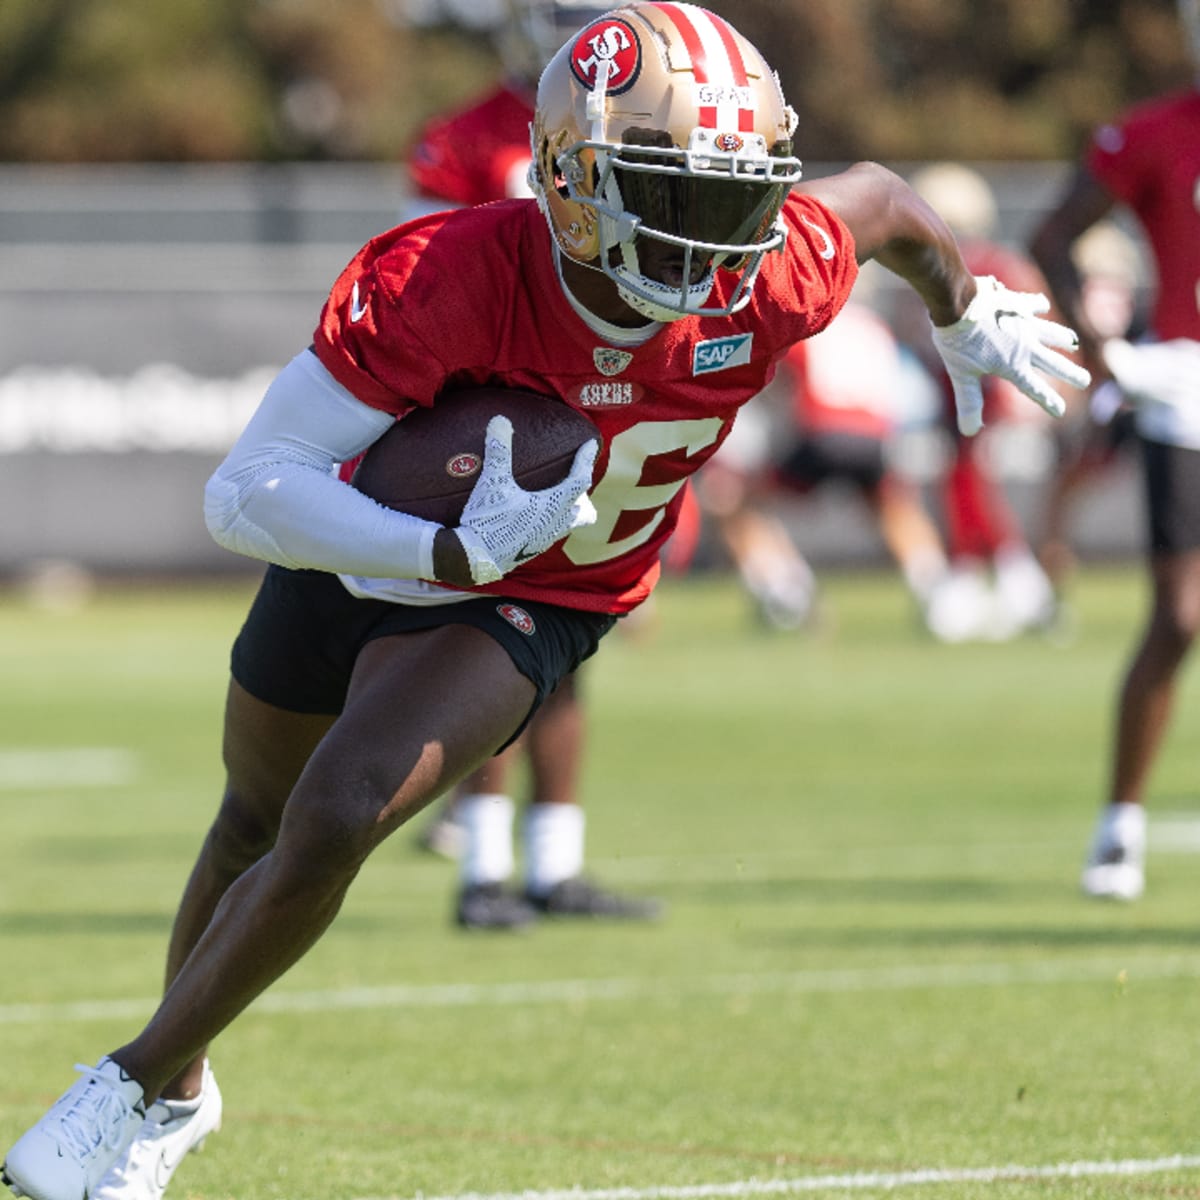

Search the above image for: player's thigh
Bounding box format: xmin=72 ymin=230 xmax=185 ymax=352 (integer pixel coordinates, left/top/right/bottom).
xmin=276 ymin=624 xmax=536 ymax=868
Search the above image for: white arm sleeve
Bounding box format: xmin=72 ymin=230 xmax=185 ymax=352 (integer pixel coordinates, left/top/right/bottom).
xmin=203 ymin=349 xmax=440 ymax=580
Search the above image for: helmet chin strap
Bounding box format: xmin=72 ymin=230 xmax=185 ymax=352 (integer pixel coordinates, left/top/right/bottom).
xmin=612 ymin=241 xmax=716 ymax=323
xmin=615 ymin=278 xmax=714 ymax=323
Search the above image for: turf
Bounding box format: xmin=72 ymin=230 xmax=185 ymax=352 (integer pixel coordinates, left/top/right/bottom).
xmin=1 ymin=567 xmax=1198 ymax=1200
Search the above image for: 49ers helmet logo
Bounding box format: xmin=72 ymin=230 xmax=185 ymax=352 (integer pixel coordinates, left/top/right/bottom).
xmin=570 ymin=18 xmax=641 ymax=95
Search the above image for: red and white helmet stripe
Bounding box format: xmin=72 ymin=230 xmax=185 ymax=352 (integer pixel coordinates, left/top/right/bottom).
xmin=647 ymin=2 xmax=756 ymax=132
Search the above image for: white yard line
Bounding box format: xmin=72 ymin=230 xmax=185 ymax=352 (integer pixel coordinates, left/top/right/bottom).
xmin=1 ymin=956 xmax=1198 ymax=1027
xmin=354 ymin=1154 xmax=1200 ymax=1200
xmin=0 ymin=747 xmax=138 ymax=789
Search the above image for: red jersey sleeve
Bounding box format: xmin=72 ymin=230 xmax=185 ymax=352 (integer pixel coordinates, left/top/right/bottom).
xmin=406 ymin=84 xmax=536 ymax=208
xmin=312 ymin=207 xmax=535 ymax=415
xmin=776 ymin=193 xmax=859 ymax=337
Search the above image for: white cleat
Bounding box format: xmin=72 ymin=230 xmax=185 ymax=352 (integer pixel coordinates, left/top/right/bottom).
xmin=2 ymin=1058 xmax=146 ymax=1200
xmin=92 ymin=1060 xmax=222 ymax=1200
xmin=1081 ymin=803 xmax=1147 ymax=901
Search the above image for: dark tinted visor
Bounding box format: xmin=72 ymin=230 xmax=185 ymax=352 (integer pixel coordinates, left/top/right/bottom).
xmin=613 ymin=168 xmax=789 ymax=249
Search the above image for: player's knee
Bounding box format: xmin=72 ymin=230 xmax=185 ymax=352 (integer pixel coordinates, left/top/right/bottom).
xmin=276 ymin=766 xmax=401 ymax=884
xmin=1148 ymin=601 xmax=1199 ymax=660
xmin=206 ymin=784 xmax=281 ymax=874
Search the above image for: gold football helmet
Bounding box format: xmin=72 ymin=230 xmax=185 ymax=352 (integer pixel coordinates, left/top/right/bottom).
xmin=530 ymin=2 xmax=802 ymax=322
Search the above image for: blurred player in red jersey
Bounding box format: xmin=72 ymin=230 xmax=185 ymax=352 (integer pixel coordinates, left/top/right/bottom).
xmin=696 ymin=300 xmax=950 ymax=629
xmin=407 ymin=1 xmax=602 ymax=214
xmin=407 ymin=0 xmax=661 ymax=931
xmin=2 ymin=6 xmax=1089 ymax=1199
xmin=1030 ymin=0 xmax=1200 ymax=902
xmin=898 ymin=163 xmax=1063 ymax=643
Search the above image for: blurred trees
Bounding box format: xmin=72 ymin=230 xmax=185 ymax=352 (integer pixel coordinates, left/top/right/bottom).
xmin=0 ymin=0 xmax=1192 ymax=164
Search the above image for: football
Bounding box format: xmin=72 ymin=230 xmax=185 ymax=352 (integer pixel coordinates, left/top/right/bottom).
xmin=351 ymin=385 xmax=601 ymax=526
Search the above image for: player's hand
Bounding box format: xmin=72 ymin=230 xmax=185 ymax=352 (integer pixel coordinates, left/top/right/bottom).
xmin=1102 ymin=337 xmax=1200 ymax=411
xmin=454 ymin=415 xmax=599 ymax=585
xmin=930 ymin=275 xmax=1092 ymax=436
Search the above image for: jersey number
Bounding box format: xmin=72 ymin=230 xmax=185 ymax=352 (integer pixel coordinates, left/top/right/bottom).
xmin=562 ymin=418 xmax=724 ymax=564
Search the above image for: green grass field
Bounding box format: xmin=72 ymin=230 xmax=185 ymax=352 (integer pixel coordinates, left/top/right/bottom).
xmin=1 ymin=567 xmax=1198 ymax=1200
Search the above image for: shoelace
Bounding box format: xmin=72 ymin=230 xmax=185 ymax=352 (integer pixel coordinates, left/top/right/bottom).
xmin=52 ymin=1065 xmax=135 ymax=1161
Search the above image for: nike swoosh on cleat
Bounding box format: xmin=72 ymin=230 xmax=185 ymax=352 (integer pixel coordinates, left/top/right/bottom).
xmin=155 ymin=1148 xmax=187 ymax=1189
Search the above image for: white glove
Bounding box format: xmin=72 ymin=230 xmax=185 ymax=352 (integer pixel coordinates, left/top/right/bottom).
xmin=930 ymin=275 xmax=1092 ymax=436
xmin=1102 ymin=337 xmax=1200 ymax=411
xmin=454 ymin=415 xmax=599 ymax=585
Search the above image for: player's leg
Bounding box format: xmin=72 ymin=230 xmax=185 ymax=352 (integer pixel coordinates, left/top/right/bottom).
xmin=519 ymin=671 xmax=657 ymax=919
xmin=160 ymin=680 xmax=336 ymax=1098
xmin=454 ymin=739 xmax=536 ymax=929
xmin=1111 ymin=551 xmax=1200 ymax=799
xmin=867 ymin=471 xmax=949 ymax=616
xmin=109 ymin=623 xmax=532 ymax=1100
xmin=1083 ymin=440 xmax=1200 ymax=899
xmin=455 ymin=678 xmax=583 ymax=931
xmin=5 ymin=572 xmax=610 ymax=1200
xmin=87 ymin=684 xmax=336 ymax=1200
xmin=698 ymin=402 xmax=818 ymax=630
xmin=4 ymin=623 xmax=531 ymax=1200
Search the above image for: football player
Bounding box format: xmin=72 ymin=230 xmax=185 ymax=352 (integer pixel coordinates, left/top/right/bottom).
xmin=2 ymin=5 xmax=1088 ymax=1199
xmin=1029 ymin=0 xmax=1200 ymax=901
xmin=695 ymin=299 xmax=951 ymax=631
xmin=902 ymin=163 xmax=1063 ymax=643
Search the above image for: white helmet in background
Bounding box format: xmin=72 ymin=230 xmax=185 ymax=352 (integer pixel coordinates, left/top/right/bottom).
xmin=530 ymin=2 xmax=802 ymax=322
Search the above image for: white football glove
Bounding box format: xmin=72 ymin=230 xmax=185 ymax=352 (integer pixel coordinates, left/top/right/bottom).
xmin=454 ymin=415 xmax=599 ymax=585
xmin=930 ymin=275 xmax=1092 ymax=436
xmin=1102 ymin=337 xmax=1200 ymax=411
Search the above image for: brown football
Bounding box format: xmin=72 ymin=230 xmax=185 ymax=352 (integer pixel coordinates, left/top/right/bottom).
xmin=351 ymin=386 xmax=601 ymax=526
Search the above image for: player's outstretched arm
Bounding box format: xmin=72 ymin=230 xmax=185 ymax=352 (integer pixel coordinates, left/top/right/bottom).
xmin=801 ymin=162 xmax=1091 ymax=435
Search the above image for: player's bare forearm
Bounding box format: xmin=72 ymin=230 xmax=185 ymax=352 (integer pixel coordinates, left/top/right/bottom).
xmin=799 ymin=162 xmax=976 ymax=326
xmin=433 ymin=528 xmax=474 ymax=588
xmin=1028 ymin=167 xmax=1117 ymax=374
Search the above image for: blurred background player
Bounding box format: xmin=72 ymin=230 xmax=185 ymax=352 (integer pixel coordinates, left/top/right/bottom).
xmin=1029 ymin=0 xmax=1200 ymax=901
xmin=898 ymin=163 xmax=1063 ymax=643
xmin=694 ymin=299 xmax=950 ymax=630
xmin=403 ymin=0 xmax=660 ymax=929
xmin=1034 ymin=220 xmax=1145 ymax=608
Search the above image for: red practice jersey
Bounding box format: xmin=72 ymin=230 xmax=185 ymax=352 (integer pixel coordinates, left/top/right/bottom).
xmin=315 ymin=194 xmax=857 ymax=614
xmin=1087 ymin=89 xmax=1200 ymax=341
xmin=407 ymin=82 xmax=536 ymax=208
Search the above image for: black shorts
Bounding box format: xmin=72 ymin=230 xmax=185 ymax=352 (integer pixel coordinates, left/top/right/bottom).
xmin=1141 ymin=437 xmax=1200 ymax=555
xmin=775 ymin=431 xmax=887 ymax=495
xmin=230 ymin=566 xmax=616 ymax=739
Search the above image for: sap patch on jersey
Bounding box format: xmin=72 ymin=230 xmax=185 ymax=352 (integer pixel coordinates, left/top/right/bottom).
xmin=692 ymin=333 xmax=753 ymax=375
